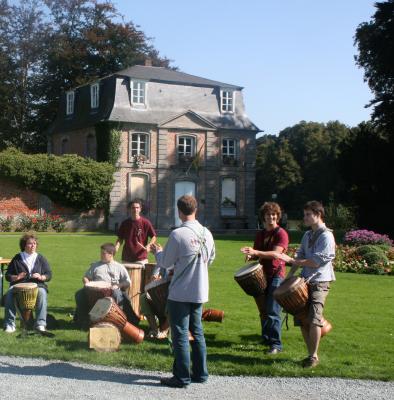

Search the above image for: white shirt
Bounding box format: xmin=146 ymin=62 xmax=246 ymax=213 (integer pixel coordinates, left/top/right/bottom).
xmin=21 ymin=251 xmax=38 ymax=274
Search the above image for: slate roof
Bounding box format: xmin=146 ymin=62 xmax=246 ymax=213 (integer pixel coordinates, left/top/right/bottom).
xmin=114 ymin=65 xmax=243 ymax=90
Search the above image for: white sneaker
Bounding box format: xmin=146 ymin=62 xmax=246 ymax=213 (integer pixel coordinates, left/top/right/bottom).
xmin=36 ymin=325 xmax=46 ymax=332
xmin=4 ymin=325 xmax=16 ymax=333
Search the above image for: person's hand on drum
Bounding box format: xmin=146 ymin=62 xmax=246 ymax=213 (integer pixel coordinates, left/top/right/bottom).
xmin=240 ymin=246 xmax=257 ymax=258
xmin=150 ymin=243 xmax=163 ymax=255
xmin=276 ymin=253 xmax=294 ymax=264
xmin=11 ymin=272 xmax=26 ymax=282
xmin=31 ymin=272 xmax=45 ymax=281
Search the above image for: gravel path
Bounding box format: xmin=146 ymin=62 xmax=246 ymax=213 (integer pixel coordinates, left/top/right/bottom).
xmin=0 ymin=355 xmax=393 ymax=400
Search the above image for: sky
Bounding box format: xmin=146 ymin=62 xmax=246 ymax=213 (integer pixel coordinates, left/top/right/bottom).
xmin=113 ymin=0 xmax=377 ymax=136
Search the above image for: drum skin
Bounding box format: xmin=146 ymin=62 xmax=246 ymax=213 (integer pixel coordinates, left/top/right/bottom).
xmin=89 ymin=297 xmax=144 ymax=343
xmin=234 ymin=263 xmax=267 ymax=297
xmin=84 ymin=281 xmax=113 ymax=309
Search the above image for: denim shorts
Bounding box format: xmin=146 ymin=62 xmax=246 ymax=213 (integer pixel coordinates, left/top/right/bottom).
xmin=294 ymin=281 xmax=330 ymax=327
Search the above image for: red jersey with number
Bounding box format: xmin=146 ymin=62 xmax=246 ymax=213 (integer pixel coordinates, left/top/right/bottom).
xmin=253 ymin=227 xmax=289 ymax=279
xmin=117 ymin=217 xmax=156 ymax=262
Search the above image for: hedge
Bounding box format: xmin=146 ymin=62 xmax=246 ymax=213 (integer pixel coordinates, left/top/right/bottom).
xmin=0 ymin=148 xmax=115 ymax=210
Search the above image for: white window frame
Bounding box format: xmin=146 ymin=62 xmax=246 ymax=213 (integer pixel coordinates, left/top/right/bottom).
xmin=131 ymin=80 xmax=146 ymax=106
xmin=222 ymin=138 xmax=237 ymax=158
xmin=90 ymin=83 xmax=99 ymax=109
xmin=66 ymin=91 xmax=75 ymax=115
xmin=177 ymin=135 xmax=196 ymax=160
xmin=220 ymin=89 xmax=234 ymax=113
xmin=129 ymin=132 xmax=150 ymax=161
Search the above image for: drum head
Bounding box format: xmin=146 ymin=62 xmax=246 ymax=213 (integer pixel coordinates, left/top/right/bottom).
xmin=234 ymin=263 xmax=261 ymax=278
xmin=145 ymin=277 xmax=170 ymax=292
xmin=85 ymin=281 xmax=111 ymax=289
xmin=13 ymin=282 xmax=38 ymax=290
xmin=89 ymin=297 xmax=113 ymax=322
xmin=275 ymin=276 xmax=303 ymax=295
xmin=123 ymin=262 xmax=144 ymax=270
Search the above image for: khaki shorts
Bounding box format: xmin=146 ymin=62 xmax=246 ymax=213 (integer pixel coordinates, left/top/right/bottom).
xmin=294 ymin=282 xmax=330 ymax=327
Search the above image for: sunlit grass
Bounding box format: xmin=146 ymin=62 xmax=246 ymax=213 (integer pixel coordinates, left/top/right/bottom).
xmin=0 ymin=232 xmax=393 ymax=380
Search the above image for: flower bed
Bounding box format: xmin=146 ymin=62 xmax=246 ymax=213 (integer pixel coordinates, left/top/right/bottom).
xmin=0 ymin=213 xmax=66 ymax=232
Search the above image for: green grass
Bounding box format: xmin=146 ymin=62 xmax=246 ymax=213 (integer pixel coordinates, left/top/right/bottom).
xmin=1 ymin=233 xmax=393 ymax=380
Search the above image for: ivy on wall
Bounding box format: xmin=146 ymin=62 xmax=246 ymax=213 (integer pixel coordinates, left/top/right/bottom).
xmin=95 ymin=121 xmax=121 ymax=166
xmin=0 ymin=148 xmax=115 ymax=210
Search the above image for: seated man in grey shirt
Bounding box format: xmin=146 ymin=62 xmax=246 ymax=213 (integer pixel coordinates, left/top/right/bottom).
xmin=73 ymin=243 xmax=139 ymax=329
xmin=278 ymin=200 xmax=335 ymax=368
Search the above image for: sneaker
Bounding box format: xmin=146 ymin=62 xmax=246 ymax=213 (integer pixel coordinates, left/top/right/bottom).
xmin=36 ymin=325 xmax=46 ymax=332
xmin=156 ymin=329 xmax=169 ymax=340
xmin=266 ymin=347 xmax=281 ymax=355
xmin=160 ymin=376 xmax=188 ymax=388
xmin=4 ymin=325 xmax=16 ymax=333
xmin=302 ymin=356 xmax=319 ymax=368
xmin=147 ymin=329 xmax=158 ymax=339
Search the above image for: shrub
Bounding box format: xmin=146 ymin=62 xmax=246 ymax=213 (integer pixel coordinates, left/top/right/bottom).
xmin=0 ymin=216 xmax=13 ymax=232
xmin=343 ymin=229 xmax=393 ymax=246
xmin=355 ymin=245 xmax=386 ymax=257
xmin=11 ymin=213 xmax=66 ymax=232
xmin=362 ymin=251 xmax=389 ymax=266
xmin=0 ymin=148 xmax=115 ymax=210
xmin=325 ymin=202 xmax=357 ymax=231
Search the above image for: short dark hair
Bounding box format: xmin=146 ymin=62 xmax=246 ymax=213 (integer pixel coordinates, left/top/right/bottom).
xmin=127 ymin=198 xmax=143 ymax=209
xmin=100 ymin=243 xmax=116 ymax=256
xmin=19 ymin=233 xmax=38 ymax=251
xmin=304 ymin=200 xmax=325 ymax=220
xmin=259 ymin=202 xmax=282 ymax=221
xmin=177 ymin=195 xmax=197 ymax=216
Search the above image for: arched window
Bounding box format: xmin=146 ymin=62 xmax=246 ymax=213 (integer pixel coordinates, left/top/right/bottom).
xmin=221 ymin=177 xmax=237 ymax=216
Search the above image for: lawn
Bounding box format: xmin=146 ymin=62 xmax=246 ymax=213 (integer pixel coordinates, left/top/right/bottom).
xmin=0 ymin=232 xmax=393 ymax=380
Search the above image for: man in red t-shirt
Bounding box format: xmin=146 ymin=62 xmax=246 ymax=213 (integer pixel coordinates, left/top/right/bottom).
xmin=115 ymin=199 xmax=157 ymax=263
xmin=241 ymin=202 xmax=289 ymax=355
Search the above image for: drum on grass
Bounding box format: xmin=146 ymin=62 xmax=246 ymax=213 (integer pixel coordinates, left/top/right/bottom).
xmin=13 ymin=282 xmax=38 ymax=323
xmin=234 ymin=263 xmax=267 ymax=297
xmin=123 ymin=263 xmax=144 ymax=317
xmin=89 ymin=322 xmax=122 ymax=352
xmin=89 ymin=297 xmax=144 ymax=343
xmin=201 ymin=308 xmax=224 ymax=323
xmin=84 ymin=281 xmax=113 ymax=309
xmin=145 ymin=277 xmax=170 ymax=320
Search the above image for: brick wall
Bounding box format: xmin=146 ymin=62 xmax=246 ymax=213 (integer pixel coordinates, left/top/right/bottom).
xmin=0 ymin=178 xmax=105 ymax=230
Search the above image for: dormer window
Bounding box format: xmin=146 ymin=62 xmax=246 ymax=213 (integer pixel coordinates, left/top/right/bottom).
xmin=131 ymin=80 xmax=146 ymax=105
xmin=90 ymin=83 xmax=99 ymax=109
xmin=220 ymin=89 xmax=234 ymax=113
xmin=66 ymin=91 xmax=75 ymax=115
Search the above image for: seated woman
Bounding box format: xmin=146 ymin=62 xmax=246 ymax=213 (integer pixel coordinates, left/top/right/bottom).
xmin=74 ymin=242 xmax=139 ymax=329
xmin=4 ymin=233 xmax=52 ymax=333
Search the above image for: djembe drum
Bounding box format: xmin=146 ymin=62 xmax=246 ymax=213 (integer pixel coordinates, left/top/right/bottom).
xmin=89 ymin=297 xmax=144 ymax=343
xmin=234 ymin=263 xmax=267 ymax=319
xmin=143 ymin=263 xmax=157 ymax=288
xmin=201 ymin=308 xmax=225 ymax=323
xmin=123 ymin=263 xmax=144 ymax=317
xmin=85 ymin=281 xmax=113 ymax=309
xmin=13 ymin=282 xmax=38 ymax=329
xmin=144 ymin=277 xmax=171 ymax=320
xmin=273 ymin=276 xmax=332 ymax=337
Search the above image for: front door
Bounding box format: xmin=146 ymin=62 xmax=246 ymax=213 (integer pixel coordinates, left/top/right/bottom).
xmin=174 ymin=181 xmax=195 ymax=227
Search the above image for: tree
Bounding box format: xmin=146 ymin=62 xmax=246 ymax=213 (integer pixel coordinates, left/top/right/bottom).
xmin=0 ymin=0 xmax=172 ymax=152
xmin=355 ymin=0 xmax=394 ymax=136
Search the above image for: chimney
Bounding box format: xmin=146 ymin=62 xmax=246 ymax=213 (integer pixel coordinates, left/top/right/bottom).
xmin=144 ymin=58 xmax=152 ymax=67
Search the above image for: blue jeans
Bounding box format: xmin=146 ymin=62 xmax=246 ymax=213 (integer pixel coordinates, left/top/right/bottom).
xmin=4 ymin=286 xmax=47 ymax=328
xmin=167 ymin=300 xmax=208 ymax=385
xmin=262 ymin=276 xmax=283 ymax=350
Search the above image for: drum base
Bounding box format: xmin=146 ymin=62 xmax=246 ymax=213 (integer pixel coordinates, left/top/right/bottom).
xmin=89 ymin=324 xmax=121 ymax=352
